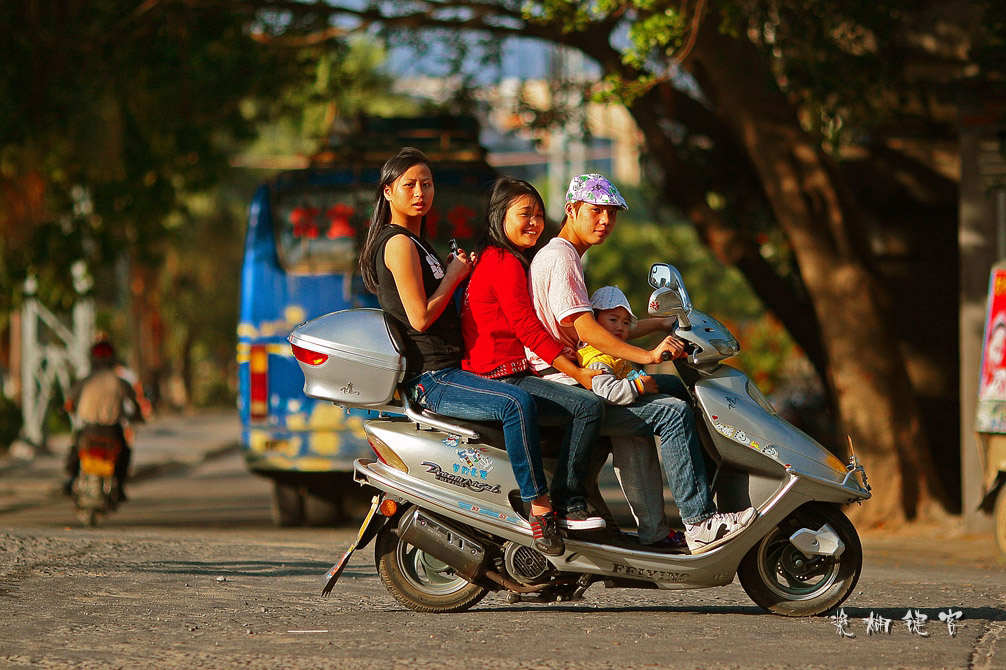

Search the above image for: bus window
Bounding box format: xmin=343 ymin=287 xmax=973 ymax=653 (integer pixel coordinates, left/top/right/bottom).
xmin=273 ymin=187 xmax=373 ymax=275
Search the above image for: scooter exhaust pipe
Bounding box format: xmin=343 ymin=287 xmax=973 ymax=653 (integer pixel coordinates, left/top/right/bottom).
xmin=397 ymin=507 xmax=488 ymax=582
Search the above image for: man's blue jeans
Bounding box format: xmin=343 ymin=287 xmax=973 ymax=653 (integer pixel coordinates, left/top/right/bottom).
xmin=404 ymin=367 xmax=548 ymax=503
xmin=601 ymin=373 xmax=715 ymax=525
xmin=506 ymin=374 xmax=604 ymax=514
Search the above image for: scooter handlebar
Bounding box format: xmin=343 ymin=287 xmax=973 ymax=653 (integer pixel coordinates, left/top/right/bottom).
xmin=661 ymin=342 xmax=695 ymax=361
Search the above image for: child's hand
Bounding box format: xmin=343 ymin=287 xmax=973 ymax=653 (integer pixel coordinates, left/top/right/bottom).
xmin=640 ymin=375 xmax=658 ymax=394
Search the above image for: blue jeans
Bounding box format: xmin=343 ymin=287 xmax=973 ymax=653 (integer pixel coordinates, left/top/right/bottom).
xmin=404 ymin=368 xmax=548 ymax=503
xmin=601 ymin=373 xmax=715 ymax=525
xmin=505 ymin=374 xmax=604 ymax=514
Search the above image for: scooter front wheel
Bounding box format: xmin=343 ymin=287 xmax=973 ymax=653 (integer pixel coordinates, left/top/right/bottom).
xmin=737 ymin=502 xmax=862 ymax=617
xmin=375 ymin=524 xmax=488 ymax=613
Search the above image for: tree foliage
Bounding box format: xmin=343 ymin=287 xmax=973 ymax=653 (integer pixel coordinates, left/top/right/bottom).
xmin=237 ymin=0 xmax=1001 ymax=523
xmin=0 ymin=1 xmax=293 ymax=311
xmin=0 ymin=2 xmax=420 ymax=409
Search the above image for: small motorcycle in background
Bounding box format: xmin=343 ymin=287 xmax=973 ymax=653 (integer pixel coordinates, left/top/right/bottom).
xmin=73 ymin=427 xmax=124 ymax=526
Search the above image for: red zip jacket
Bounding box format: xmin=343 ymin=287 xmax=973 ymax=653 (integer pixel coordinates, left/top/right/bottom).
xmin=461 ymin=247 xmax=563 ymax=375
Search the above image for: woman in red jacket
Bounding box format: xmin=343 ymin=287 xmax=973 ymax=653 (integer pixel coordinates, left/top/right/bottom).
xmin=461 ymin=176 xmax=605 ymax=532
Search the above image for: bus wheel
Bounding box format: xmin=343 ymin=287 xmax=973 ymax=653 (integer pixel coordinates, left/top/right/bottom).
xmin=335 ymin=472 xmax=373 ymax=522
xmin=271 ymin=481 xmax=305 ymax=527
xmin=305 ymin=489 xmax=344 ymax=526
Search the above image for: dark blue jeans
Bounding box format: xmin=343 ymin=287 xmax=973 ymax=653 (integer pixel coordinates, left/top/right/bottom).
xmin=405 ymin=367 xmax=548 ymax=502
xmin=505 ymin=374 xmax=604 ymax=514
xmin=601 ymin=373 xmax=715 ymax=524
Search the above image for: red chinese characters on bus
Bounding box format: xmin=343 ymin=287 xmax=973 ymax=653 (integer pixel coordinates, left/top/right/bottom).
xmin=290 ymin=203 xmax=357 ymax=240
xmin=325 ymin=203 xmax=355 ymax=239
xmin=425 ymin=203 xmax=476 ymax=241
xmin=290 ymin=206 xmax=321 ymax=239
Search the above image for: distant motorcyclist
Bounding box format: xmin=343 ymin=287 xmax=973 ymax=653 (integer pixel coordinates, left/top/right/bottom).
xmin=62 ymin=341 xmax=143 ymax=500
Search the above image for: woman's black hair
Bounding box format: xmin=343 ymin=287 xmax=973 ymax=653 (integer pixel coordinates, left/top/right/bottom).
xmin=474 ymin=176 xmax=546 ymax=268
xmin=359 ymin=147 xmax=432 ymax=294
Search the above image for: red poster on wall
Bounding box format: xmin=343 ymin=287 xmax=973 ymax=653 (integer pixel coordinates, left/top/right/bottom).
xmin=976 ymin=268 xmax=1006 ymax=432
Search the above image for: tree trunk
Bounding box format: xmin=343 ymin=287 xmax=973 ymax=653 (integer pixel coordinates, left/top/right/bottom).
xmin=678 ymin=10 xmax=946 ymax=524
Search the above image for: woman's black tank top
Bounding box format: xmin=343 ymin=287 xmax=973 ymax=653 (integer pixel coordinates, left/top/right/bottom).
xmin=372 ymin=225 xmax=463 ymax=376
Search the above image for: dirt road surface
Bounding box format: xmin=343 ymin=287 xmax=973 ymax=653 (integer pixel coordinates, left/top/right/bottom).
xmin=1 ymin=411 xmax=1005 ymax=669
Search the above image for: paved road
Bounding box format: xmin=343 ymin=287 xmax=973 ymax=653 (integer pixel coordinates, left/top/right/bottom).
xmin=1 ymin=411 xmax=1005 ymax=668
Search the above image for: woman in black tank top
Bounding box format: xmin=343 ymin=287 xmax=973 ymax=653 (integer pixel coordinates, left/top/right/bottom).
xmin=359 ymin=148 xmax=564 ymax=555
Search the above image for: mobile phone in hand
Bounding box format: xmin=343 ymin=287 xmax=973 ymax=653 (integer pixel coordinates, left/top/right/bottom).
xmin=449 ymin=238 xmax=460 ymax=257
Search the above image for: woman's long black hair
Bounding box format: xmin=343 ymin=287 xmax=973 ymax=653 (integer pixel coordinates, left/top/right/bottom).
xmin=474 ymin=176 xmax=546 ymax=268
xmin=359 ymin=147 xmax=432 ymax=294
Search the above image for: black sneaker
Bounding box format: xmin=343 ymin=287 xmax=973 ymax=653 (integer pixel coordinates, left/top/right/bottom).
xmin=557 ymin=509 xmax=606 ymax=531
xmin=529 ymin=511 xmax=565 ymax=556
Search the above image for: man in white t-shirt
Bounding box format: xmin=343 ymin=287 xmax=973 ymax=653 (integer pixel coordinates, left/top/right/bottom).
xmin=527 ymin=174 xmax=756 ymax=554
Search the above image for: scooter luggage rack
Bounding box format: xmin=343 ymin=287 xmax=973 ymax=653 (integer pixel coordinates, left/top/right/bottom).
xmin=398 ymin=390 xmax=481 ymax=442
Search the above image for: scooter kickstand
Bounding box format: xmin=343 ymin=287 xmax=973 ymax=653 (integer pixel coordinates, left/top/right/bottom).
xmin=571 ymin=573 xmax=595 ymax=600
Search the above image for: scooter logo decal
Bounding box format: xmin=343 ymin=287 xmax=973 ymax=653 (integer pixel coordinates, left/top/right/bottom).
xmin=339 ymin=381 xmax=360 ymax=396
xmin=611 ymin=563 xmax=689 ymax=583
xmin=453 ymin=447 xmax=494 ymax=480
xmin=725 ymin=395 xmax=739 ymax=409
xmin=422 ymin=461 xmax=502 ymax=494
xmin=442 ymin=434 xmax=460 ymax=447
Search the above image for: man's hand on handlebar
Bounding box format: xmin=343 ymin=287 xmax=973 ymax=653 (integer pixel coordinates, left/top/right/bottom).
xmin=649 ymin=335 xmax=688 ymax=364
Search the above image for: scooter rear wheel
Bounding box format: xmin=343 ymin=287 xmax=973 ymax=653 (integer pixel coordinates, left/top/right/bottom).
xmin=737 ymin=502 xmax=862 ymax=617
xmin=375 ymin=524 xmax=488 ymax=613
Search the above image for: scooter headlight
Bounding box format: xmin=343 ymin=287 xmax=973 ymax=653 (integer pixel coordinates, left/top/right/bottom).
xmin=711 ymin=338 xmax=740 ymax=357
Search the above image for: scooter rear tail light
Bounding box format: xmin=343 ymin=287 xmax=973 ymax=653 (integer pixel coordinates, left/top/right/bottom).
xmin=367 ymin=434 xmax=408 ymax=473
xmin=249 ymin=345 xmax=269 ymax=422
xmin=291 ymin=343 xmax=328 ymax=366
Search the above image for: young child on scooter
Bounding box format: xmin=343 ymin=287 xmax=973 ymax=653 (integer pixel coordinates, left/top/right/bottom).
xmin=577 ymin=285 xmax=754 ymax=553
xmin=577 ymin=286 xmax=660 ymax=406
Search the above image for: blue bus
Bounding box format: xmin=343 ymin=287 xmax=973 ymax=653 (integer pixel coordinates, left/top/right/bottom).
xmin=237 ymin=117 xmax=498 ymax=525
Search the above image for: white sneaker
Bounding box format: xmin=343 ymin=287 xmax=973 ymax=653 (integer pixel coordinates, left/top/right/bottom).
xmin=685 ymin=507 xmax=757 ymax=554
xmin=557 ymin=509 xmax=607 ymax=531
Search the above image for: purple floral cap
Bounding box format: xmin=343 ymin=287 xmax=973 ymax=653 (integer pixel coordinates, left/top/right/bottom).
xmin=565 ymin=173 xmax=628 ymax=211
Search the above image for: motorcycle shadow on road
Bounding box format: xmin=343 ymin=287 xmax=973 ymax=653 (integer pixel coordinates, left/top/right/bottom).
xmin=135 ymin=560 xmax=332 ymax=578
xmin=483 ymin=603 xmax=766 ymax=615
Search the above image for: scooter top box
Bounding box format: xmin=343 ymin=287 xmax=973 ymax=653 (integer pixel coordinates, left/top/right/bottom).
xmin=289 ymin=308 xmax=405 ymax=406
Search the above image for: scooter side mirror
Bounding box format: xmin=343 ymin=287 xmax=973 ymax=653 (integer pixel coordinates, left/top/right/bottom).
xmin=647 ymin=287 xmax=692 ymax=329
xmin=648 ymin=264 xmax=692 ymax=322
xmin=649 ymin=263 xmax=674 ymax=289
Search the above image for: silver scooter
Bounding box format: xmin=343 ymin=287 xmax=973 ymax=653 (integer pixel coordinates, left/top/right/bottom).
xmin=288 ymin=263 xmax=871 ymax=616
